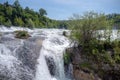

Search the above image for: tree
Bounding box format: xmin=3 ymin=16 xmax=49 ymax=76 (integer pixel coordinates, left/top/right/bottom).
xmin=0 ymin=0 xmax=58 ymax=28
xmin=69 ymin=11 xmax=112 ymax=46
xmin=26 ymin=19 xmax=35 ymax=28
xmin=4 ymin=19 xmax=12 ymax=27
xmin=0 ymin=16 xmax=5 ymax=25
xmin=5 ymin=6 xmax=12 ymax=17
xmin=13 ymin=0 xmax=20 ymax=8
xmin=4 ymin=1 xmax=9 ymax=7
xmin=14 ymin=17 xmax=24 ymax=26
xmin=39 ymin=8 xmax=47 ymax=16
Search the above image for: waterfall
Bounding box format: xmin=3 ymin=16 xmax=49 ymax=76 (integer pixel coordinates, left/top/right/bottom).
xmin=35 ymin=29 xmax=71 ymax=80
xmin=35 ymin=47 xmax=53 ymax=80
xmin=0 ymin=26 xmax=71 ymax=80
xmin=1 ymin=26 xmax=119 ymax=80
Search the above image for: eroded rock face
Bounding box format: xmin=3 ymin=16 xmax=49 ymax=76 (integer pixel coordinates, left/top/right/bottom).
xmin=65 ymin=46 xmax=120 ymax=80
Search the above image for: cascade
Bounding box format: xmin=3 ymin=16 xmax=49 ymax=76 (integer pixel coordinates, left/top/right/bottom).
xmin=35 ymin=29 xmax=71 ymax=80
xmin=0 ymin=26 xmax=71 ymax=80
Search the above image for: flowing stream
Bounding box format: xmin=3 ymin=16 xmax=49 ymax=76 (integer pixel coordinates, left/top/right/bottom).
xmin=0 ymin=26 xmax=71 ymax=80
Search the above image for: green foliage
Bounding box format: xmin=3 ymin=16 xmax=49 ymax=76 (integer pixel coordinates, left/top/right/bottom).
xmin=4 ymin=19 xmax=12 ymax=27
xmin=113 ymin=44 xmax=120 ymax=63
xmin=26 ymin=19 xmax=35 ymax=28
xmin=39 ymin=8 xmax=47 ymax=16
xmin=68 ymin=12 xmax=120 ymax=67
xmin=63 ymin=53 xmax=71 ymax=65
xmin=14 ymin=30 xmax=30 ymax=39
xmin=0 ymin=16 xmax=5 ymax=25
xmin=0 ymin=1 xmax=61 ymax=28
xmin=90 ymin=40 xmax=120 ymax=65
xmin=107 ymin=13 xmax=120 ymax=29
xmin=13 ymin=0 xmax=20 ymax=8
xmin=69 ymin=12 xmax=112 ymax=45
xmin=14 ymin=17 xmax=24 ymax=26
xmin=79 ymin=62 xmax=91 ymax=69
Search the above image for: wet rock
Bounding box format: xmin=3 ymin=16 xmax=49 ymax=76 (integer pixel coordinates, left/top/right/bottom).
xmin=65 ymin=47 xmax=102 ymax=80
xmin=45 ymin=56 xmax=56 ymax=76
xmin=103 ymin=69 xmax=120 ymax=80
xmin=74 ymin=69 xmax=101 ymax=80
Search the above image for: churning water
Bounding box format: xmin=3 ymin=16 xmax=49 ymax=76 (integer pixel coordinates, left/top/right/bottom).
xmin=0 ymin=26 xmax=71 ymax=80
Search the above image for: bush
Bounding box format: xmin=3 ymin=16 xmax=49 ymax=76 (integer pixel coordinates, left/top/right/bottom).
xmin=114 ymin=47 xmax=120 ymax=63
xmin=14 ymin=30 xmax=31 ymax=39
xmin=79 ymin=62 xmax=91 ymax=69
xmin=63 ymin=53 xmax=71 ymax=65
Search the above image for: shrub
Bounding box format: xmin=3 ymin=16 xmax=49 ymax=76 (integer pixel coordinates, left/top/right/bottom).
xmin=114 ymin=47 xmax=120 ymax=63
xmin=14 ymin=30 xmax=30 ymax=39
xmin=63 ymin=53 xmax=71 ymax=65
xmin=79 ymin=62 xmax=91 ymax=69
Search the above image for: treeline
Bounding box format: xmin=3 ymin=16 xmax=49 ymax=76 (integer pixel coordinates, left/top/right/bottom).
xmin=0 ymin=0 xmax=65 ymax=28
xmin=107 ymin=13 xmax=120 ymax=29
xmin=0 ymin=0 xmax=119 ymax=29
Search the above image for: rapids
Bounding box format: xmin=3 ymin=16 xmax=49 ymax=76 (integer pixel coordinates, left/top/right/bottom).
xmin=0 ymin=26 xmax=71 ymax=80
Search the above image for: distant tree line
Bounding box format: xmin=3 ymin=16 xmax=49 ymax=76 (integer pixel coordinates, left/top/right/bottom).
xmin=0 ymin=0 xmax=66 ymax=28
xmin=107 ymin=13 xmax=120 ymax=29
xmin=0 ymin=0 xmax=119 ymax=29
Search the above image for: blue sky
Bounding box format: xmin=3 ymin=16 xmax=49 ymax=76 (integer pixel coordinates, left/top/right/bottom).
xmin=0 ymin=0 xmax=120 ymax=20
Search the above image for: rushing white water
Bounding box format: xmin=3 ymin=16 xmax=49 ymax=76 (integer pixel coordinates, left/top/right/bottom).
xmin=34 ymin=29 xmax=71 ymax=80
xmin=0 ymin=25 xmax=33 ymax=32
xmin=97 ymin=30 xmax=120 ymax=41
xmin=0 ymin=26 xmax=71 ymax=80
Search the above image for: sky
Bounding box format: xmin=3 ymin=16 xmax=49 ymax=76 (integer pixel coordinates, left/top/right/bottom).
xmin=0 ymin=0 xmax=120 ymax=20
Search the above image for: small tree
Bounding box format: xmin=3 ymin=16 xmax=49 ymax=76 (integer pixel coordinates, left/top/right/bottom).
xmin=13 ymin=0 xmax=20 ymax=8
xmin=69 ymin=11 xmax=112 ymax=45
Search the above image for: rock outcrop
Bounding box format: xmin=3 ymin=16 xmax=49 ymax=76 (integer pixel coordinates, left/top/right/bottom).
xmin=65 ymin=46 xmax=120 ymax=80
xmin=65 ymin=47 xmax=101 ymax=80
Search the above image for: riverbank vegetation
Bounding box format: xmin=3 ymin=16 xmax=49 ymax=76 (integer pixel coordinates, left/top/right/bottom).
xmin=0 ymin=0 xmax=66 ymax=28
xmin=66 ymin=11 xmax=120 ymax=80
xmin=0 ymin=0 xmax=120 ymax=29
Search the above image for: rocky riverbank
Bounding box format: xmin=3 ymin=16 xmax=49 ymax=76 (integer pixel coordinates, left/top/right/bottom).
xmin=64 ymin=46 xmax=120 ymax=80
